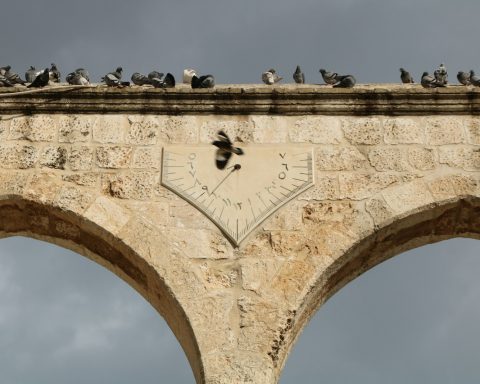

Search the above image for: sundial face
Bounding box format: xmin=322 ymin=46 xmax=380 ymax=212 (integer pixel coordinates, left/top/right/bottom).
xmin=161 ymin=144 xmax=314 ymax=246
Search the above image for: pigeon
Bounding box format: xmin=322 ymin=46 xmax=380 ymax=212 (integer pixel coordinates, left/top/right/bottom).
xmin=469 ymin=70 xmax=480 ymax=87
xmin=25 ymin=66 xmax=41 ymax=83
xmin=148 ymin=71 xmax=163 ymax=81
xmin=421 ymin=72 xmax=445 ymax=88
xmin=319 ymin=68 xmax=338 ymax=85
xmin=102 ymin=67 xmax=130 ymax=87
xmin=191 ymin=74 xmax=215 ymax=88
xmin=3 ymin=66 xmax=26 ymax=85
xmin=183 ymin=68 xmax=197 ymax=84
xmin=293 ymin=65 xmax=305 ymax=84
xmin=0 ymin=74 xmax=14 ymax=87
xmin=27 ymin=68 xmax=50 ymax=88
xmin=49 ymin=63 xmax=61 ymax=83
xmin=262 ymin=69 xmax=282 ymax=85
xmin=131 ymin=72 xmax=151 ymax=86
xmin=434 ymin=63 xmax=448 ymax=86
xmin=399 ymin=68 xmax=414 ymax=84
xmin=151 ymin=72 xmax=175 ymax=88
xmin=457 ymin=71 xmax=470 ymax=86
xmin=333 ymin=74 xmax=356 ymax=88
xmin=66 ymin=70 xmax=90 ymax=85
xmin=0 ymin=66 xmax=9 ymax=76
xmin=212 ymin=130 xmax=244 ymax=170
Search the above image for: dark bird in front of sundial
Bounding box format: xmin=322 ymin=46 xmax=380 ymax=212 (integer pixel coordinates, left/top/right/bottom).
xmin=212 ymin=130 xmax=244 ymax=170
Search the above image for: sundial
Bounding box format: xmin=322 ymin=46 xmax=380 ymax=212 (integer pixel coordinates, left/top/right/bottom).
xmin=161 ymin=134 xmax=314 ymax=246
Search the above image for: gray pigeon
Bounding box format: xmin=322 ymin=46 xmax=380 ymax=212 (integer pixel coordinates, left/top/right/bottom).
xmin=434 ymin=63 xmax=448 ymax=86
xmin=457 ymin=71 xmax=470 ymax=86
xmin=0 ymin=74 xmax=14 ymax=87
xmin=102 ymin=67 xmax=130 ymax=87
xmin=319 ymin=68 xmax=338 ymax=85
xmin=74 ymin=68 xmax=90 ymax=82
xmin=151 ymin=72 xmax=175 ymax=88
xmin=3 ymin=66 xmax=26 ymax=85
xmin=66 ymin=69 xmax=90 ymax=85
xmin=333 ymin=74 xmax=356 ymax=88
xmin=293 ymin=65 xmax=305 ymax=84
xmin=27 ymin=68 xmax=50 ymax=88
xmin=25 ymin=66 xmax=41 ymax=83
xmin=131 ymin=72 xmax=151 ymax=86
xmin=262 ymin=69 xmax=282 ymax=85
xmin=0 ymin=66 xmax=9 ymax=76
xmin=49 ymin=63 xmax=61 ymax=83
xmin=148 ymin=71 xmax=163 ymax=81
xmin=469 ymin=70 xmax=480 ymax=87
xmin=421 ymin=72 xmax=445 ymax=88
xmin=399 ymin=68 xmax=414 ymax=84
xmin=191 ymin=74 xmax=215 ymax=88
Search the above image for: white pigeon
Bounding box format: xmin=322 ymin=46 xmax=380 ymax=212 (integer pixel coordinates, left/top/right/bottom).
xmin=183 ymin=68 xmax=197 ymax=84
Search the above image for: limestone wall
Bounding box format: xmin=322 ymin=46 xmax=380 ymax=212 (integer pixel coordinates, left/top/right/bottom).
xmin=0 ymin=93 xmax=479 ymax=383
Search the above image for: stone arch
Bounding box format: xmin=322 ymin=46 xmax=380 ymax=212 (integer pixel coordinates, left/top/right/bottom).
xmin=0 ymin=185 xmax=205 ymax=383
xmin=275 ymin=178 xmax=480 ymax=380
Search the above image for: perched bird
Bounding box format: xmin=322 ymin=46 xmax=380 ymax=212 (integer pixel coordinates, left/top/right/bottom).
xmin=148 ymin=71 xmax=163 ymax=82
xmin=421 ymin=72 xmax=445 ymax=88
xmin=151 ymin=73 xmax=175 ymax=88
xmin=0 ymin=66 xmax=9 ymax=76
xmin=74 ymin=68 xmax=90 ymax=83
xmin=469 ymin=70 xmax=480 ymax=87
xmin=183 ymin=68 xmax=197 ymax=84
xmin=191 ymin=74 xmax=215 ymax=88
xmin=131 ymin=72 xmax=151 ymax=86
xmin=333 ymin=74 xmax=356 ymax=88
xmin=3 ymin=66 xmax=26 ymax=85
xmin=0 ymin=74 xmax=14 ymax=87
xmin=434 ymin=63 xmax=448 ymax=85
xmin=102 ymin=67 xmax=130 ymax=87
xmin=25 ymin=66 xmax=41 ymax=83
xmin=293 ymin=65 xmax=305 ymax=84
xmin=27 ymin=68 xmax=50 ymax=88
xmin=457 ymin=71 xmax=470 ymax=86
xmin=212 ymin=130 xmax=244 ymax=170
xmin=66 ymin=69 xmax=90 ymax=85
xmin=319 ymin=68 xmax=338 ymax=85
xmin=49 ymin=63 xmax=61 ymax=83
xmin=399 ymin=68 xmax=414 ymax=84
xmin=262 ymin=69 xmax=282 ymax=85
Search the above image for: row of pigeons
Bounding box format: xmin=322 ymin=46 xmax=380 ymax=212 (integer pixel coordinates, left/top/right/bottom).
xmin=0 ymin=64 xmax=216 ymax=89
xmin=262 ymin=66 xmax=357 ymax=88
xmin=401 ymin=63 xmax=480 ymax=88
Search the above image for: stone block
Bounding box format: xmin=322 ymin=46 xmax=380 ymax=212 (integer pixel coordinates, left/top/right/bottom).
xmin=126 ymin=116 xmax=159 ymax=145
xmin=428 ymin=174 xmax=478 ymax=199
xmin=0 ymin=171 xmax=30 ymax=196
xmin=366 ymin=196 xmax=395 ymax=227
xmin=339 ymin=173 xmax=400 ymax=200
xmin=159 ymin=116 xmax=199 ymax=144
xmin=103 ymin=171 xmax=158 ymax=200
xmin=58 ymin=115 xmax=93 ymax=143
xmin=368 ymin=147 xmax=409 ymax=171
xmin=96 ymin=146 xmax=133 ymax=168
xmin=200 ymin=118 xmax=252 ymax=143
xmin=289 ymin=116 xmax=343 ymax=144
xmin=40 ymin=146 xmax=67 ymax=169
xmin=24 ymin=172 xmax=60 ymax=204
xmin=55 ymin=185 xmax=95 ymax=215
xmin=297 ymin=175 xmax=339 ymax=201
xmin=62 ymin=173 xmax=99 ymax=187
xmin=9 ymin=115 xmax=56 ymax=142
xmin=316 ymin=146 xmax=368 ymax=171
xmin=425 ymin=117 xmax=465 ymax=145
xmin=464 ymin=118 xmax=480 ymax=145
xmin=439 ymin=147 xmax=480 ymax=171
xmin=84 ymin=196 xmax=130 ymax=235
xmin=92 ymin=115 xmax=127 ymax=143
xmin=132 ymin=147 xmax=161 ymax=169
xmin=384 ymin=118 xmax=424 ymax=144
xmin=251 ymin=116 xmax=289 ymax=143
xmin=0 ymin=144 xmax=38 ymax=169
xmin=408 ymin=147 xmax=436 ymax=170
xmin=69 ymin=146 xmax=94 ymax=171
xmin=382 ymin=179 xmax=435 ymax=213
xmin=342 ymin=117 xmax=383 ymax=145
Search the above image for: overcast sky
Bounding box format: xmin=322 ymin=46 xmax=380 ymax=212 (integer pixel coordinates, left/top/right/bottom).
xmin=1 ymin=1 xmax=480 ymax=383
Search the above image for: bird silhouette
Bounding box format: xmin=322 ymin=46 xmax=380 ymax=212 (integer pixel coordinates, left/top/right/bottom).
xmin=212 ymin=130 xmax=244 ymax=170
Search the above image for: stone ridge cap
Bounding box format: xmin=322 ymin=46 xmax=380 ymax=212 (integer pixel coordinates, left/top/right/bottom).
xmin=1 ymin=83 xmax=480 ymax=115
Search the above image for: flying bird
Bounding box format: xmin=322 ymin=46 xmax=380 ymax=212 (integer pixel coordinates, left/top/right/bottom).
xmin=399 ymin=68 xmax=414 ymax=84
xmin=49 ymin=63 xmax=61 ymax=83
xmin=212 ymin=130 xmax=244 ymax=170
xmin=434 ymin=63 xmax=448 ymax=86
xmin=102 ymin=67 xmax=130 ymax=87
xmin=319 ymin=68 xmax=338 ymax=85
xmin=262 ymin=69 xmax=282 ymax=85
xmin=457 ymin=71 xmax=470 ymax=86
xmin=421 ymin=72 xmax=445 ymax=88
xmin=191 ymin=74 xmax=215 ymax=88
xmin=469 ymin=70 xmax=480 ymax=87
xmin=333 ymin=74 xmax=356 ymax=88
xmin=27 ymin=68 xmax=50 ymax=88
xmin=131 ymin=72 xmax=151 ymax=86
xmin=151 ymin=72 xmax=175 ymax=88
xmin=293 ymin=65 xmax=305 ymax=84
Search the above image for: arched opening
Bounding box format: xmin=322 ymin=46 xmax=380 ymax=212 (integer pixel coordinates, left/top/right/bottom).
xmin=0 ymin=196 xmax=203 ymax=383
xmin=281 ymin=238 xmax=480 ymax=383
xmin=278 ymin=196 xmax=480 ymax=382
xmin=0 ymin=236 xmax=194 ymax=383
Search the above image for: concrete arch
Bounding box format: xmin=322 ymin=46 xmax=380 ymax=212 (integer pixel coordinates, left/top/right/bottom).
xmin=276 ymin=184 xmax=480 ymax=381
xmin=0 ymin=188 xmax=205 ymax=383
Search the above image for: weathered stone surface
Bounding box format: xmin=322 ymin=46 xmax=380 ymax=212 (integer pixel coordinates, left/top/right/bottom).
xmin=366 ymin=196 xmax=395 ymax=227
xmin=96 ymin=146 xmax=133 ymax=168
xmin=0 ymin=171 xmax=30 ymax=196
xmin=0 ymin=144 xmax=38 ymax=169
xmin=428 ymin=174 xmax=478 ymax=199
xmin=103 ymin=171 xmax=158 ymax=200
xmin=382 ymin=179 xmax=434 ymax=213
xmin=252 ymin=116 xmax=289 ymax=143
xmin=40 ymin=146 xmax=67 ymax=169
xmin=55 ymin=185 xmax=95 ymax=215
xmin=342 ymin=117 xmax=382 ymax=145
xmin=316 ymin=146 xmax=367 ymax=171
xmin=465 ymin=118 xmax=480 ymax=145
xmin=290 ymin=116 xmax=343 ymax=144
xmin=200 ymin=118 xmax=252 ymax=143
xmin=297 ymin=175 xmax=338 ymax=201
xmin=84 ymin=196 xmax=130 ymax=235
xmin=92 ymin=115 xmax=127 ymax=143
xmin=439 ymin=146 xmax=480 ymax=171
xmin=62 ymin=173 xmax=98 ymax=187
xmin=9 ymin=115 xmax=56 ymax=141
xmin=132 ymin=148 xmax=161 ymax=169
xmin=339 ymin=173 xmax=400 ymax=200
xmin=69 ymin=146 xmax=94 ymax=171
xmin=58 ymin=116 xmax=93 ymax=143
xmin=159 ymin=116 xmax=199 ymax=144
xmin=127 ymin=116 xmax=159 ymax=145
xmin=425 ymin=117 xmax=465 ymax=145
xmin=368 ymin=147 xmax=409 ymax=171
xmin=408 ymin=147 xmax=436 ymax=170
xmin=384 ymin=118 xmax=424 ymax=144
